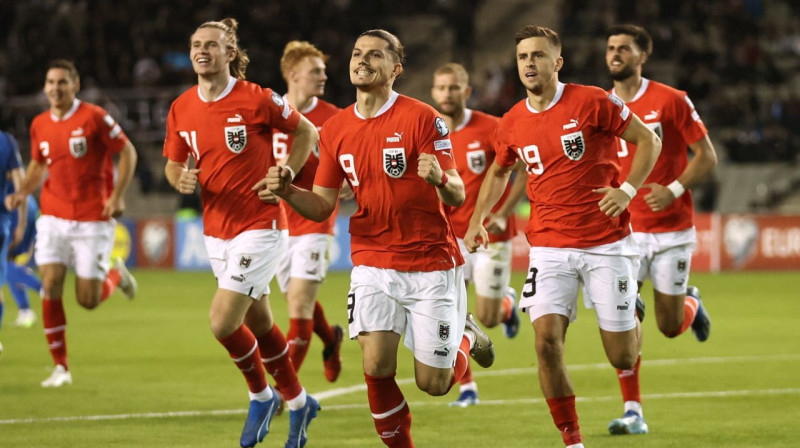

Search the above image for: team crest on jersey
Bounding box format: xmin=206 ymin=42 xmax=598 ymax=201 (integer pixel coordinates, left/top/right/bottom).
xmin=239 ymin=255 xmax=252 ymax=269
xmin=467 ymin=150 xmax=486 ymax=174
xmin=560 ymin=130 xmax=585 ymax=161
xmin=224 ymin=125 xmax=247 ymax=153
xmin=617 ymin=277 xmax=629 ymax=294
xmin=383 ymin=148 xmax=406 ymax=178
xmin=434 ymin=117 xmax=449 ymax=137
xmin=437 ymin=321 xmax=450 ymax=342
xmin=646 ymin=122 xmax=663 ymax=140
xmin=69 ymin=136 xmax=88 ymax=158
xmin=677 ymin=259 xmax=687 ymax=273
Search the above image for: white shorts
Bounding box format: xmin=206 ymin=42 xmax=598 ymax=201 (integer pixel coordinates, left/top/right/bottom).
xmin=205 ymin=229 xmax=287 ymax=299
xmin=633 ymin=228 xmax=696 ymax=296
xmin=520 ymin=236 xmax=640 ymax=332
xmin=276 ymin=233 xmax=332 ymax=293
xmin=347 ymin=265 xmax=467 ymax=369
xmin=35 ymin=215 xmax=115 ymax=280
xmin=457 ymin=239 xmax=512 ymax=299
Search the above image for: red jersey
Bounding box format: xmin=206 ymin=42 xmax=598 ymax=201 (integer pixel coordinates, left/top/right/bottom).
xmin=495 ymin=83 xmax=633 ymax=248
xmin=163 ymin=77 xmax=301 ymax=239
xmin=30 ymin=99 xmax=128 ymax=221
xmin=273 ymin=96 xmax=340 ymax=236
xmin=314 ymin=91 xmax=464 ymax=272
xmin=612 ymin=79 xmax=708 ymax=233
xmin=448 ymin=109 xmax=516 ymax=242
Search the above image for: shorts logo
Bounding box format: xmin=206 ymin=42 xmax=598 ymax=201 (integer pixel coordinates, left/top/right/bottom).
xmin=69 ymin=136 xmax=88 ymax=158
xmin=225 ymin=125 xmax=247 ymax=153
xmin=467 ymin=149 xmax=486 ymax=174
xmin=493 ymin=267 xmax=503 ymax=277
xmin=310 ymin=251 xmax=320 ymax=261
xmin=239 ymin=255 xmax=252 ymax=269
xmin=433 ymin=348 xmax=450 ymax=357
xmin=231 ymin=275 xmax=245 ymax=282
xmin=617 ymin=277 xmax=628 ymax=294
xmin=383 ymin=148 xmax=406 ymax=178
xmin=434 ymin=117 xmax=449 ymax=137
xmin=437 ymin=321 xmax=450 ymax=342
xmin=560 ymin=131 xmax=585 ymax=161
xmin=677 ymin=259 xmax=687 ymax=273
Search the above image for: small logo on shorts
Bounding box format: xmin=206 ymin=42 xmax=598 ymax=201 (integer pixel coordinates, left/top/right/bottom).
xmin=310 ymin=251 xmax=320 ymax=261
xmin=433 ymin=347 xmax=450 ymax=357
xmin=677 ymin=259 xmax=687 ymax=273
xmin=231 ymin=275 xmax=245 ymax=282
xmin=239 ymin=256 xmax=252 ymax=269
xmin=437 ymin=321 xmax=451 ymax=342
xmin=493 ymin=267 xmax=503 ymax=277
xmin=617 ymin=277 xmax=628 ymax=294
xmin=617 ymin=301 xmax=630 ymax=310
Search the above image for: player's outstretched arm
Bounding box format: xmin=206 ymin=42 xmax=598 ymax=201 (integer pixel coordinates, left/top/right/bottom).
xmin=465 ymin=161 xmax=514 ymax=252
xmin=6 ymin=159 xmax=47 ymax=211
xmin=595 ymin=114 xmax=661 ymax=217
xmin=103 ymin=140 xmax=138 ymax=218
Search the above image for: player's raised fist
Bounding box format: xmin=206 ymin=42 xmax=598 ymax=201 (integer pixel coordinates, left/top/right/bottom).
xmin=177 ymin=168 xmax=201 ymax=194
xmin=417 ymin=153 xmax=443 ymax=185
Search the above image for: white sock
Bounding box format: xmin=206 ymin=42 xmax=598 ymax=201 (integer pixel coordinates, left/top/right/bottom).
xmin=624 ymin=400 xmax=643 ymax=417
xmin=286 ymin=388 xmax=308 ymax=411
xmin=566 ymin=444 xmax=585 ymax=448
xmin=459 ymin=381 xmax=478 ymax=393
xmin=249 ymin=386 xmax=275 ymax=402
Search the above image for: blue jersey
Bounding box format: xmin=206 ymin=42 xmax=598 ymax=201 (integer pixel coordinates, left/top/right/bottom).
xmin=0 ymin=132 xmax=23 ymax=216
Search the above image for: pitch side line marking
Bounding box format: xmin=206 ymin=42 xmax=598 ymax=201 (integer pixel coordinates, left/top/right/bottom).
xmin=1 ymin=354 xmax=798 ymax=425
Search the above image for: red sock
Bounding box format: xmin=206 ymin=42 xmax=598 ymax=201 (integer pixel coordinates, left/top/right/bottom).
xmin=667 ymin=296 xmax=699 ymax=338
xmin=501 ymin=294 xmax=513 ymax=322
xmin=287 ymin=318 xmax=314 ymax=372
xmin=450 ymin=335 xmax=471 ymax=390
xmin=42 ymin=298 xmax=68 ymax=369
xmin=313 ymin=301 xmax=335 ymax=345
xmin=365 ymin=372 xmax=414 ymax=448
xmin=256 ymin=324 xmax=302 ymax=400
xmin=459 ymin=360 xmax=474 ymax=386
xmin=100 ymin=268 xmax=121 ymax=302
xmin=546 ymin=395 xmax=582 ymax=446
xmin=616 ymin=354 xmax=641 ymax=403
xmin=217 ymin=325 xmax=267 ymax=394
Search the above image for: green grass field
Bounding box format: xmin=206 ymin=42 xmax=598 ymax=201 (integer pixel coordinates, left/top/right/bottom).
xmin=1 ymin=270 xmax=798 ymax=447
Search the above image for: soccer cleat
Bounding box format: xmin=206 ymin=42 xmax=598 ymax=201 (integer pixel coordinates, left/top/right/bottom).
xmin=448 ymin=389 xmax=479 ymax=407
xmin=687 ymin=286 xmax=711 ymax=342
xmin=322 ymin=325 xmax=344 ymax=382
xmin=464 ymin=313 xmax=495 ymax=368
xmin=285 ymin=395 xmax=320 ymax=448
xmin=635 ymin=293 xmax=646 ymax=322
xmin=14 ymin=309 xmax=37 ymax=328
xmin=608 ymin=410 xmax=649 ymax=435
xmin=240 ymin=386 xmax=280 ymax=448
xmin=502 ymin=287 xmax=520 ymax=338
xmin=41 ymin=365 xmax=72 ymax=387
xmin=115 ymin=257 xmax=138 ymax=300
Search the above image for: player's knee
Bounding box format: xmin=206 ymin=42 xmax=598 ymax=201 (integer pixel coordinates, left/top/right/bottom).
xmin=208 ymin=313 xmax=238 ymax=339
xmin=476 ymin=309 xmax=499 ymax=328
xmin=535 ymin=334 xmax=564 ymax=360
xmin=657 ymin=316 xmax=683 ymax=338
xmin=609 ymin=351 xmax=637 ymax=370
xmin=416 ymin=376 xmax=451 ymax=396
xmin=76 ymin=293 xmax=100 ymax=310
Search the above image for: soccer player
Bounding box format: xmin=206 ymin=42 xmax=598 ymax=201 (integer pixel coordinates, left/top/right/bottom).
xmin=266 ymin=29 xmax=496 ymax=447
xmin=162 ymin=18 xmax=319 ymax=448
xmin=0 ymin=130 xmax=27 ymax=355
xmin=464 ymin=25 xmax=662 ymax=448
xmin=604 ymin=24 xmax=717 ymax=435
xmin=5 ymin=60 xmax=138 ymax=386
xmin=7 ymin=184 xmax=42 ymax=329
xmin=274 ymin=40 xmax=344 ymax=383
xmin=430 ymin=62 xmax=527 ymax=408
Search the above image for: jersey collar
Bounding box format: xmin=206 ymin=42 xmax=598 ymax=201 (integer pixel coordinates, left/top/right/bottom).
xmin=525 ymin=82 xmax=565 ymax=114
xmin=454 ymin=108 xmax=473 ymax=132
xmin=354 ymin=90 xmax=399 ymax=120
xmin=50 ymin=99 xmax=81 ymax=122
xmin=197 ymin=76 xmax=237 ymax=103
xmin=612 ymin=78 xmax=650 ymax=103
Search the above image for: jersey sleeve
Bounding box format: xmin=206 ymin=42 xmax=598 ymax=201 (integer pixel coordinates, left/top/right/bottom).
xmin=419 ymin=113 xmax=456 ymax=171
xmin=95 ymin=108 xmax=129 ymax=154
xmin=598 ymin=91 xmax=633 ymax=137
xmin=162 ymin=103 xmax=191 ymax=163
xmin=2 ymin=132 xmax=22 ymax=171
xmin=493 ymin=118 xmax=519 ymax=168
xmin=262 ymin=88 xmax=301 ymax=135
xmin=673 ymin=93 xmax=708 ymax=145
xmin=313 ymin=128 xmax=345 ymax=189
xmin=30 ymin=120 xmax=44 ymax=164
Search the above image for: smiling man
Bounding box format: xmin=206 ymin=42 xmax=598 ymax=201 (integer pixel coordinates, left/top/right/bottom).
xmin=267 ymin=29 xmax=496 ymax=447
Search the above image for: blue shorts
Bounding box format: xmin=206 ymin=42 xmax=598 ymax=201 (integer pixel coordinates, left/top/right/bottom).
xmin=0 ymin=214 xmax=12 ymax=285
xmin=9 ymin=196 xmax=38 ymax=258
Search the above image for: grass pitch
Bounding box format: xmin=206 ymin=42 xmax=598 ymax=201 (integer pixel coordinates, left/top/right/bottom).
xmin=1 ymin=270 xmax=798 ymax=447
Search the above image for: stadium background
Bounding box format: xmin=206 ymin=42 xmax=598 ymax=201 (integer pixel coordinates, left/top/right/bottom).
xmin=1 ymin=1 xmax=800 ymax=447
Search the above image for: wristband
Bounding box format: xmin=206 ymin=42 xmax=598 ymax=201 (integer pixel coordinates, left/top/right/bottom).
xmin=284 ymin=165 xmax=296 ymax=181
xmin=666 ymin=180 xmax=686 ymax=198
xmin=436 ymin=172 xmax=449 ymax=188
xmin=619 ymin=181 xmax=637 ymax=199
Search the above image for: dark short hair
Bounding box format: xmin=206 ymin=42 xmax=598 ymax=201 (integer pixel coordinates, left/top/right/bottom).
xmin=514 ymin=25 xmax=561 ymax=51
xmin=606 ymin=24 xmax=653 ymax=55
xmin=47 ymin=59 xmax=79 ymax=80
xmin=358 ymin=29 xmax=406 ymax=64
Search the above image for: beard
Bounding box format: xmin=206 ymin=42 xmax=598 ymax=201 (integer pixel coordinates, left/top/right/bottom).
xmin=609 ymin=64 xmax=636 ymax=81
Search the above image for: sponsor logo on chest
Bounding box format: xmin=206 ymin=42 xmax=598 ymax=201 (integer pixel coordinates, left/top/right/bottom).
xmin=225 ymin=125 xmax=247 ymax=153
